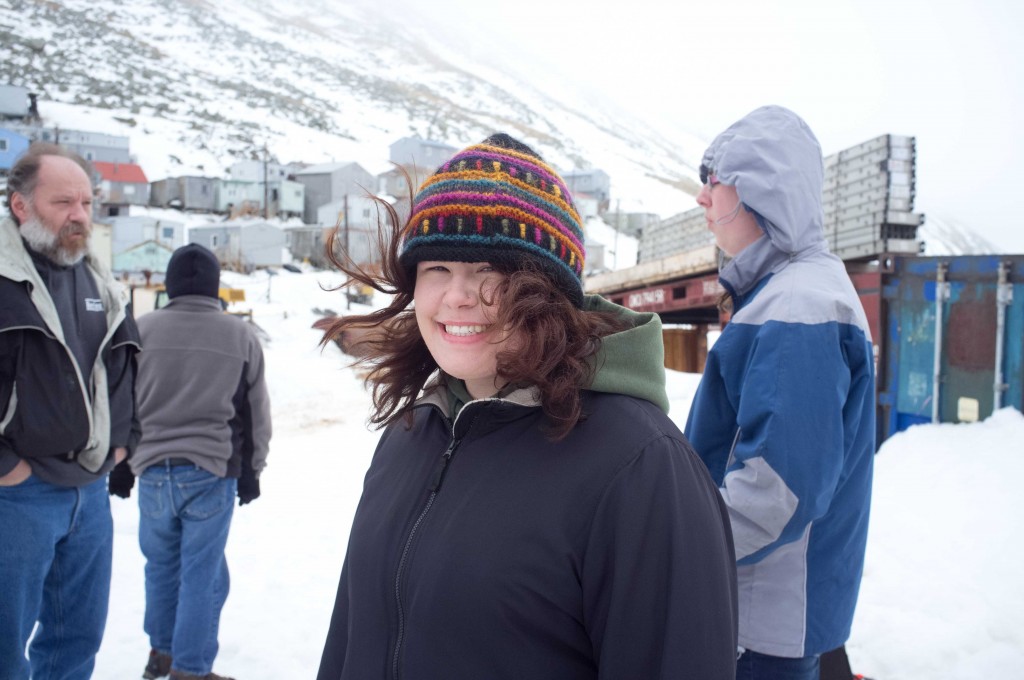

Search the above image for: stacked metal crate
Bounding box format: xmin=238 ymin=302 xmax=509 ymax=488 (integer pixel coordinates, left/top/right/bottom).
xmin=638 ymin=207 xmax=707 ymax=264
xmin=823 ymin=134 xmax=924 ymax=260
xmin=638 ymin=133 xmax=925 ymax=265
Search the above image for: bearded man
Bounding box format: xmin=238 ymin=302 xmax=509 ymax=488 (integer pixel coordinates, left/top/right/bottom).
xmin=0 ymin=143 xmax=141 ymax=679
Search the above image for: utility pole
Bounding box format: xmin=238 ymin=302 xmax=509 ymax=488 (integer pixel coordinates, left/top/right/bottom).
xmin=614 ymin=199 xmax=621 ymax=270
xmin=344 ymin=194 xmax=351 ymax=310
xmin=262 ymin=143 xmax=269 ymax=220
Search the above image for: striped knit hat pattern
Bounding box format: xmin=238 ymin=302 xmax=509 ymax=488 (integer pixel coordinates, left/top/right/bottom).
xmin=399 ymin=133 xmax=586 ymax=306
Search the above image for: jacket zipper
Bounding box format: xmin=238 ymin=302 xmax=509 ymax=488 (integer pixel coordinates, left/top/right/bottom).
xmin=391 ymin=430 xmax=461 ymax=680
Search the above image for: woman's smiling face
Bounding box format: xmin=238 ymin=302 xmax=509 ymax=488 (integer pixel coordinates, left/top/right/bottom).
xmin=414 ymin=260 xmax=512 ymax=399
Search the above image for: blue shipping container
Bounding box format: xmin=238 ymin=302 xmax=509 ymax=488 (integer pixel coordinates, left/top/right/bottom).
xmin=880 ymin=255 xmax=1024 ymax=441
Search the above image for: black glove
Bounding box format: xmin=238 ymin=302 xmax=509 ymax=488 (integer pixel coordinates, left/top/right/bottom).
xmin=237 ymin=473 xmax=260 ymax=506
xmin=108 ymin=459 xmax=135 ymax=499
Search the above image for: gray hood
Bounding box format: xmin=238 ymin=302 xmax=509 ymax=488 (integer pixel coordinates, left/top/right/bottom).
xmin=701 ymin=106 xmax=828 ymax=294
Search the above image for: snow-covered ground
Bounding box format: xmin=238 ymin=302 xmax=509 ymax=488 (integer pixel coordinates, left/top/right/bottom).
xmin=93 ymin=269 xmax=1024 ymax=679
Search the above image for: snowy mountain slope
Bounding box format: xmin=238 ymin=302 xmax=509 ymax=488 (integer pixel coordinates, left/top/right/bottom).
xmin=919 ymin=214 xmax=1001 ymax=256
xmin=3 ymin=0 xmax=999 ymax=255
xmin=0 ymin=0 xmax=704 ymax=215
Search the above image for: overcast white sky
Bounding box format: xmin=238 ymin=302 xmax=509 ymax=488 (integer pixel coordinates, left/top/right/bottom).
xmin=399 ymin=0 xmax=1024 ymax=253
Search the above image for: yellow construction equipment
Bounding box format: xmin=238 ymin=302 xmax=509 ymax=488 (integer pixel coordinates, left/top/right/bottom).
xmin=131 ymin=284 xmax=248 ymax=316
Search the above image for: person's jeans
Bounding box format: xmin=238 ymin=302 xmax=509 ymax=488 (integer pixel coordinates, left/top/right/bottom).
xmin=0 ymin=475 xmax=113 ymax=680
xmin=139 ymin=461 xmax=236 ymax=676
xmin=736 ymin=648 xmax=821 ymax=680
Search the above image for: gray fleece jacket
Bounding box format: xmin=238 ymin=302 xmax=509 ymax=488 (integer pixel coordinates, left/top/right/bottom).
xmin=130 ymin=295 xmax=271 ymax=479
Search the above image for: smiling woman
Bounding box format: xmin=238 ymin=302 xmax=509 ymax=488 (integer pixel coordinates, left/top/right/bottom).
xmin=314 ymin=133 xmax=738 ymax=680
xmin=412 ymin=260 xmax=508 ymax=399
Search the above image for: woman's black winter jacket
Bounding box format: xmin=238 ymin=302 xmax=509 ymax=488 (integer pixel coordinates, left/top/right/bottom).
xmin=317 ymin=389 xmax=738 ymax=680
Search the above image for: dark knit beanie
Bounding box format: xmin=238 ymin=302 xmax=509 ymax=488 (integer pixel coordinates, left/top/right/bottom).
xmin=165 ymin=244 xmax=221 ymax=299
xmin=399 ymin=133 xmax=586 ymax=306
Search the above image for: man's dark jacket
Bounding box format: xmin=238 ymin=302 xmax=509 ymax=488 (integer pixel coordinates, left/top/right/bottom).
xmin=0 ymin=216 xmax=140 ymax=487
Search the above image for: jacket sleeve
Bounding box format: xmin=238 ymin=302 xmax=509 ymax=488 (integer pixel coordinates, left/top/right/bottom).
xmin=582 ymin=434 xmax=738 ymax=680
xmin=243 ymin=330 xmax=272 ymax=475
xmin=107 ymin=309 xmax=142 ymax=452
xmin=723 ymin=320 xmax=851 ymax=563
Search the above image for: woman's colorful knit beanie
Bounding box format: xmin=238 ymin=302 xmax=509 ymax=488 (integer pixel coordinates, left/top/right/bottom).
xmin=399 ymin=133 xmax=586 ymax=307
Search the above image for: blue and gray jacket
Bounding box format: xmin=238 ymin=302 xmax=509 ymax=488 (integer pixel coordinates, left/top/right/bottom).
xmin=684 ymin=106 xmax=875 ymax=657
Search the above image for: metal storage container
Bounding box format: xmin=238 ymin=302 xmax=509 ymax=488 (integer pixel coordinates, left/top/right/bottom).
xmin=878 ymin=255 xmax=1024 ymax=440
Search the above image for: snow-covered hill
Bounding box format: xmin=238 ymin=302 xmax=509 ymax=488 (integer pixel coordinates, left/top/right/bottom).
xmin=0 ymin=0 xmax=705 ymax=216
xmin=4 ymin=0 xmax=1005 ymax=256
xmin=919 ymin=214 xmax=1001 ymax=256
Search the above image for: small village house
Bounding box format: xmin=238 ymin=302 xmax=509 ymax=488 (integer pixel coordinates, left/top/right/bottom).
xmin=189 ymin=221 xmax=285 ymax=270
xmin=107 ymin=215 xmax=185 ymax=256
xmin=150 ymin=176 xmax=218 ymax=212
xmin=293 ymin=161 xmax=375 ymax=224
xmin=93 ymin=161 xmax=150 ymax=217
xmin=0 ymin=128 xmax=30 ymax=172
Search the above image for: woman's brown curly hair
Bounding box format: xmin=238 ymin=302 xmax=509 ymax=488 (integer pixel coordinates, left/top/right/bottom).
xmin=319 ymin=173 xmax=628 ymax=440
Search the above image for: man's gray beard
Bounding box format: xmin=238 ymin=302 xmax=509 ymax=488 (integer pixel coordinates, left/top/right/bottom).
xmin=19 ymin=216 xmax=90 ymax=267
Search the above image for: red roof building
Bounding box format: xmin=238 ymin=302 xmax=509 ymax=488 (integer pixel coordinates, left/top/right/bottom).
xmin=92 ymin=161 xmax=151 ymax=216
xmin=92 ymin=161 xmax=149 ymax=184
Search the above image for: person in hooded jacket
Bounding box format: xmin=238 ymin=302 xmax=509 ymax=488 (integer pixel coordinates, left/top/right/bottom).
xmin=684 ymin=106 xmax=875 ymax=680
xmin=315 ymin=133 xmax=738 ymax=680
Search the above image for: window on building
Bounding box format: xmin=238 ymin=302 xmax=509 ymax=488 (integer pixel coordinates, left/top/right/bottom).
xmin=0 ymin=139 xmax=7 ymax=151
xmin=162 ymin=227 xmax=174 ymax=240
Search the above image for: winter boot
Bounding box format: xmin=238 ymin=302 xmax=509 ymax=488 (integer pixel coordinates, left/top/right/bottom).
xmin=143 ymin=649 xmax=172 ymax=679
xmin=168 ymin=671 xmax=236 ymax=680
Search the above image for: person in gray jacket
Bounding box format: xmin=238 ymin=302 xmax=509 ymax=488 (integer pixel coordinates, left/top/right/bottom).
xmin=123 ymin=244 xmax=271 ymax=680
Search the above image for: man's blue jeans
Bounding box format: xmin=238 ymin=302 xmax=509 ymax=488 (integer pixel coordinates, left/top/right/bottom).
xmin=139 ymin=461 xmax=236 ymax=676
xmin=736 ymin=648 xmax=821 ymax=680
xmin=0 ymin=475 xmax=113 ymax=680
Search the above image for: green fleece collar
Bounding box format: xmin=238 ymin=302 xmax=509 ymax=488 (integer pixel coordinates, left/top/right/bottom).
xmin=584 ymin=294 xmax=669 ymax=413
